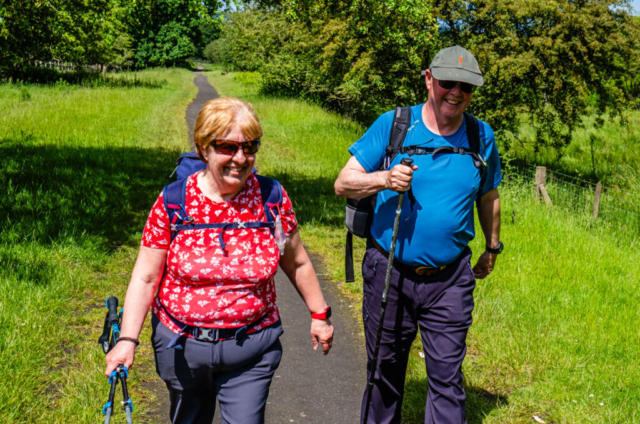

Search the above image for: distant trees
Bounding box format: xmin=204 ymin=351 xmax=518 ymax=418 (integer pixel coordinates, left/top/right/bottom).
xmin=125 ymin=0 xmax=221 ymax=67
xmin=211 ymin=0 xmax=438 ymax=122
xmin=212 ymin=0 xmax=638 ymax=154
xmin=0 ymin=0 xmax=122 ymax=71
xmin=0 ymin=0 xmax=222 ymax=76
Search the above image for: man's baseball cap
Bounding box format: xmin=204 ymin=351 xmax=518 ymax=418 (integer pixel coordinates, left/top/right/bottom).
xmin=426 ymin=45 xmax=483 ymax=87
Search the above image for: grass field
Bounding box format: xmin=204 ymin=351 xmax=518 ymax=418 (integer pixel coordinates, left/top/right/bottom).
xmin=204 ymin=67 xmax=640 ymax=423
xmin=0 ymin=68 xmax=196 ymax=423
xmin=507 ymin=111 xmax=640 ymax=190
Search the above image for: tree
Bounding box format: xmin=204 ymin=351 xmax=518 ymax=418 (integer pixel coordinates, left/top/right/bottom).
xmin=0 ymin=0 xmax=124 ymax=73
xmin=433 ymin=0 xmax=638 ymax=154
xmin=222 ymin=0 xmax=439 ymax=122
xmin=124 ymin=0 xmax=221 ymax=67
xmin=195 ymin=19 xmax=223 ymax=58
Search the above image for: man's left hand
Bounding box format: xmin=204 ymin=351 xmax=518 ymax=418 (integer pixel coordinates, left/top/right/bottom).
xmin=472 ymin=251 xmax=496 ymax=279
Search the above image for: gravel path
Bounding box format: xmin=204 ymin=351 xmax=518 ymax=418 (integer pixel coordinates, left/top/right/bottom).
xmin=148 ymin=69 xmax=366 ymax=423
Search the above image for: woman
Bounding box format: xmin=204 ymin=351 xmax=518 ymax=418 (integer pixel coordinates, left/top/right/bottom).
xmin=105 ymin=97 xmax=334 ymax=424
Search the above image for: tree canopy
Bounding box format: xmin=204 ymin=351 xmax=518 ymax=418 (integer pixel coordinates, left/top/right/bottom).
xmin=434 ymin=0 xmax=639 ymax=152
xmin=210 ymin=0 xmax=638 ymax=150
xmin=210 ymin=0 xmax=439 ymax=122
xmin=0 ymin=0 xmax=222 ymax=76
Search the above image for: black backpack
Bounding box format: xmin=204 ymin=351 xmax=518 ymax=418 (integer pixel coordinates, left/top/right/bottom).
xmin=344 ymin=107 xmax=487 ymax=282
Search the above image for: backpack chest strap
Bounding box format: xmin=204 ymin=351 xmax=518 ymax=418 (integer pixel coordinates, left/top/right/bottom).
xmin=172 ymin=222 xmax=275 ymax=250
xmin=385 ymin=145 xmax=487 ymax=169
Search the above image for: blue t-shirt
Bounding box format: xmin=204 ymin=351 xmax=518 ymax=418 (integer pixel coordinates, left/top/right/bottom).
xmin=348 ymin=104 xmax=502 ymax=267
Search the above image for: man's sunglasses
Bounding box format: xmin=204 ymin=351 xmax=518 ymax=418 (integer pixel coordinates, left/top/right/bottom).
xmin=212 ymin=139 xmax=260 ymax=155
xmin=438 ymin=80 xmax=476 ymax=94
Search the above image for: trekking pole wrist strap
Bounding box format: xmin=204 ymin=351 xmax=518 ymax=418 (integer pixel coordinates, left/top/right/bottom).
xmin=118 ymin=337 xmax=140 ymax=347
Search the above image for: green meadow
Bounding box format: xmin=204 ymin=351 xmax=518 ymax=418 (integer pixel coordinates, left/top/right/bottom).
xmin=1 ymin=65 xmax=639 ymax=423
xmin=0 ymin=68 xmax=196 ymax=422
xmin=205 ymin=68 xmax=640 ymax=423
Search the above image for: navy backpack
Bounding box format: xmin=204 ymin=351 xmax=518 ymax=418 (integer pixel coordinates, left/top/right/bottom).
xmin=164 ymin=152 xmax=283 ymax=249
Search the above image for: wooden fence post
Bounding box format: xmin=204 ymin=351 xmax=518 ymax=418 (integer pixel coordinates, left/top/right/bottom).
xmin=540 ymin=184 xmax=553 ymax=206
xmin=535 ymin=166 xmax=552 ymax=206
xmin=593 ymin=182 xmax=603 ymax=219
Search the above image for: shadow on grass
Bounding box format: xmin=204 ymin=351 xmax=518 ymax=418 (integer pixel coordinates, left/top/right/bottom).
xmin=0 ymin=140 xmax=183 ymax=250
xmin=403 ymin=378 xmax=508 ymax=423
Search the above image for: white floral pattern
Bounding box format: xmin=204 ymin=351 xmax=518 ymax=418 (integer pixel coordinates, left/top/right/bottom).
xmin=142 ymin=172 xmax=298 ymax=336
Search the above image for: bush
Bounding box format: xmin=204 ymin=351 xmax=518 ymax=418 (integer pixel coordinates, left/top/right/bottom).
xmin=203 ymin=39 xmax=228 ymax=64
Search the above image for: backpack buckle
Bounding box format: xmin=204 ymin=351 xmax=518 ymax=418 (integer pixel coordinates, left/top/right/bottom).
xmin=237 ymin=222 xmax=246 ymax=229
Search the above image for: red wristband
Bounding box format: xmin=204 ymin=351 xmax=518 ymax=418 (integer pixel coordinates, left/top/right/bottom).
xmin=310 ymin=306 xmax=331 ymax=320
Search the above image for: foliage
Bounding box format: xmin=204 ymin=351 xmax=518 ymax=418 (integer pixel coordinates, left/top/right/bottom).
xmin=0 ymin=0 xmax=222 ymax=74
xmin=215 ymin=3 xmax=438 ymax=122
xmin=211 ymin=10 xmax=289 ymax=71
xmin=195 ymin=19 xmax=223 ymax=58
xmin=0 ymin=0 xmax=128 ymax=73
xmin=433 ymin=0 xmax=639 ymax=155
xmin=124 ymin=0 xmax=221 ymax=68
xmin=203 ymin=39 xmax=227 ymax=63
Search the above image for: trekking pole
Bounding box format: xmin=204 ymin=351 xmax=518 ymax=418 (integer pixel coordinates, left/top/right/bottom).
xmin=98 ymin=296 xmax=120 ymax=354
xmin=98 ymin=296 xmax=134 ymax=423
xmin=118 ymin=365 xmax=134 ymax=424
xmin=103 ymin=368 xmax=119 ymax=424
xmin=363 ymin=158 xmax=413 ymax=424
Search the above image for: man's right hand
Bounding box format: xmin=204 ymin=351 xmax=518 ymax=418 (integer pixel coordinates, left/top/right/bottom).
xmin=385 ymin=163 xmax=419 ymax=192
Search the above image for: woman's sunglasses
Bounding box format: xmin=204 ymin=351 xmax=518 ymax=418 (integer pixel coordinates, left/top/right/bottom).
xmin=212 ymin=139 xmax=261 ymax=155
xmin=438 ymin=80 xmax=476 ymax=94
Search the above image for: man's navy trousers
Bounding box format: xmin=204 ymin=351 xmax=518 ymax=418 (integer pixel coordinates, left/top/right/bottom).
xmin=360 ymin=244 xmax=475 ymax=424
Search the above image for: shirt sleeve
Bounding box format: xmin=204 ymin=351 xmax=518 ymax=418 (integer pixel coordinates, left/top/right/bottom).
xmin=347 ymin=110 xmax=394 ymax=172
xmin=279 ymin=187 xmax=298 ymax=237
xmin=141 ymin=191 xmax=171 ymax=249
xmin=480 ymin=122 xmax=503 ymax=195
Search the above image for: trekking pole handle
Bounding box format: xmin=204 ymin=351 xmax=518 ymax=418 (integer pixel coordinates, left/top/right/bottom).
xmin=105 ymin=296 xmax=119 ymax=325
xmin=400 ymin=158 xmax=414 ymax=166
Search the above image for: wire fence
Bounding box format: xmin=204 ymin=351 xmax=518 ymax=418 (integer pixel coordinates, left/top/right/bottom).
xmin=510 ymin=165 xmax=640 ymax=233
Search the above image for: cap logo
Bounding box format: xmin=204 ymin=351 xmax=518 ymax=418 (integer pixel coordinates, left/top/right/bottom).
xmin=459 ymin=56 xmax=463 ymax=63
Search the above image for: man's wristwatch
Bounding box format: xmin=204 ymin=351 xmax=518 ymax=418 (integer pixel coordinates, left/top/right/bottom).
xmin=485 ymin=242 xmax=504 ymax=255
xmin=310 ymin=306 xmax=332 ymax=320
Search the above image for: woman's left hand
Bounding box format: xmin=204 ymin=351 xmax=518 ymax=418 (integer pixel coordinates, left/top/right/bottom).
xmin=311 ymin=319 xmax=334 ymax=355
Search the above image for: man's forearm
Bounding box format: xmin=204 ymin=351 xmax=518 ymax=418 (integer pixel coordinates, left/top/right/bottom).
xmin=478 ymin=189 xmax=501 ymax=248
xmin=335 ymin=168 xmax=388 ymax=199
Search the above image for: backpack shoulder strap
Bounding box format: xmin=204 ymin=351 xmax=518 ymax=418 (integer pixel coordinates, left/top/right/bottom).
xmin=464 ymin=112 xmax=481 ymax=154
xmin=382 ymin=106 xmax=412 ymax=169
xmin=255 ymin=175 xmax=283 ymax=224
xmin=464 ymin=112 xmax=489 ymax=207
xmin=163 ymin=177 xmax=189 ymax=243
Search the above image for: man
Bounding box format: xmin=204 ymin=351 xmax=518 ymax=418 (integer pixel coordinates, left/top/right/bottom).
xmin=335 ymin=46 xmax=502 ymax=424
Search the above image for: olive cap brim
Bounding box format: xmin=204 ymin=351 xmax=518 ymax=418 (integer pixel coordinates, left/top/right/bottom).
xmin=430 ymin=67 xmax=484 ymax=87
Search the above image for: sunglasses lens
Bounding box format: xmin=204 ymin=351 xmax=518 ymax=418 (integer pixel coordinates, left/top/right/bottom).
xmin=213 ymin=139 xmax=260 ymax=155
xmin=438 ymin=80 xmax=476 ymax=94
xmin=460 ymin=83 xmax=476 ymax=94
xmin=214 ymin=140 xmax=239 ymax=155
xmin=439 ymin=80 xmax=457 ymax=89
xmin=242 ymin=140 xmax=260 ymax=154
